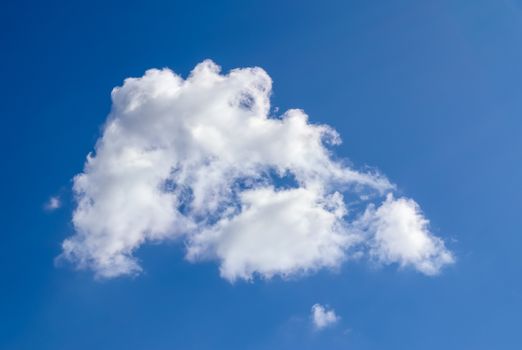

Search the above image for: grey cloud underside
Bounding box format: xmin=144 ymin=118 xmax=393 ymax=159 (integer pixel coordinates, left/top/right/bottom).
xmin=60 ymin=60 xmax=454 ymax=280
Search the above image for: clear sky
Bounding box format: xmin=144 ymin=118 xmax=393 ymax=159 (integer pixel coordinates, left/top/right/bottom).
xmin=1 ymin=1 xmax=521 ymax=349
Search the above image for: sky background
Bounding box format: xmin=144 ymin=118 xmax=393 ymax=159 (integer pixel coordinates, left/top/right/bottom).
xmin=1 ymin=0 xmax=521 ymax=349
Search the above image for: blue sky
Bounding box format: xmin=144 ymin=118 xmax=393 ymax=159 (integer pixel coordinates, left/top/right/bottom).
xmin=1 ymin=0 xmax=521 ymax=349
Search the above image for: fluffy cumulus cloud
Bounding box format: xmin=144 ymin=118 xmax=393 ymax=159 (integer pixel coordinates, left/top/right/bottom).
xmin=311 ymin=304 xmax=339 ymax=330
xmin=354 ymin=194 xmax=455 ymax=275
xmin=60 ymin=60 xmax=454 ymax=280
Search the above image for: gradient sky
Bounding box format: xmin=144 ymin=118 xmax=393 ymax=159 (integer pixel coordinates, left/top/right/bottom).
xmin=1 ymin=1 xmax=521 ymax=349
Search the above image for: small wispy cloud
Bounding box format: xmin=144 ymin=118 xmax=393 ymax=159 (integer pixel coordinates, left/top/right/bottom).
xmin=311 ymin=304 xmax=339 ymax=330
xmin=44 ymin=196 xmax=61 ymax=211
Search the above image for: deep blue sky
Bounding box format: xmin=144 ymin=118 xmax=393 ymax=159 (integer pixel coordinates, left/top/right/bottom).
xmin=1 ymin=0 xmax=521 ymax=349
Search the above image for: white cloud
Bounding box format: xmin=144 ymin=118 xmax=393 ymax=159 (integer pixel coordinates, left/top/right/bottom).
xmin=44 ymin=196 xmax=61 ymax=211
xmin=354 ymin=194 xmax=454 ymax=275
xmin=187 ymin=187 xmax=356 ymax=281
xmin=311 ymin=304 xmax=339 ymax=330
xmin=60 ymin=60 xmax=453 ymax=279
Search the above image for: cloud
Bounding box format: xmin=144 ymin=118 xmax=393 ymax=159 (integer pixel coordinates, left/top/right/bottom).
xmin=187 ymin=187 xmax=354 ymax=281
xmin=44 ymin=196 xmax=61 ymax=211
xmin=311 ymin=304 xmax=339 ymax=330
xmin=60 ymin=60 xmax=453 ymax=280
xmin=353 ymin=194 xmax=455 ymax=275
